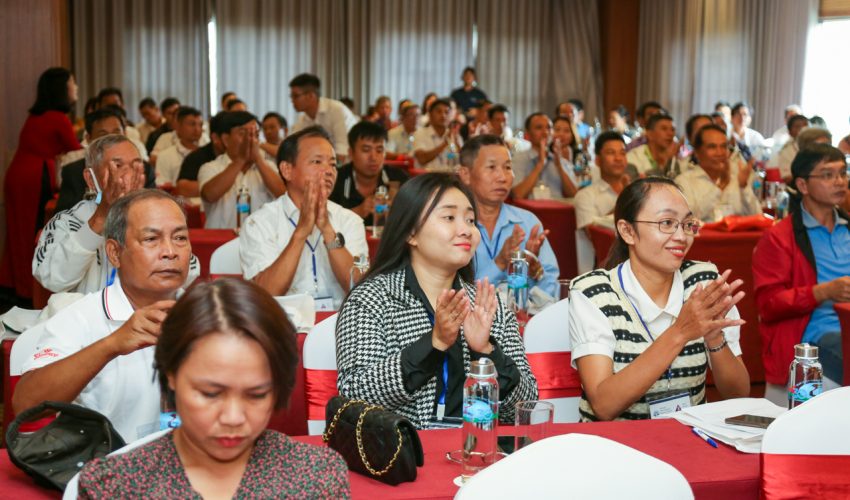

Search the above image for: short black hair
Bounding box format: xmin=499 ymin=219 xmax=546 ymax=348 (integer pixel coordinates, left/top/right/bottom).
xmin=646 ymin=113 xmax=673 ymax=130
xmin=399 ymin=103 xmax=420 ymax=117
xmin=637 ymin=101 xmax=664 ymax=119
xmin=340 ymin=97 xmax=355 ymax=110
xmin=462 ymin=66 xmax=477 ymax=77
xmin=524 ymin=112 xmax=549 ymax=132
xmin=138 ymin=97 xmax=157 ymax=110
xmin=791 ymin=143 xmax=845 ymax=182
xmin=428 ymin=98 xmax=452 ymax=113
xmin=488 ymin=104 xmax=508 ymax=120
xmin=262 ymin=112 xmax=288 ymax=128
xmin=347 ymin=121 xmax=387 ymax=149
xmin=220 ymin=91 xmax=236 ymax=104
xmin=289 ymin=73 xmax=321 ymax=91
xmin=594 ymin=130 xmax=626 ymax=156
xmin=277 ymin=125 xmax=332 ymax=166
xmin=220 ymin=111 xmax=258 ymax=134
xmin=693 ymin=124 xmax=727 ymax=149
xmin=176 ymin=106 xmax=202 ymax=121
xmin=460 ymin=134 xmax=506 ymax=168
xmin=567 ymin=99 xmax=584 ymax=112
xmin=160 ymin=97 xmax=181 ymax=111
xmin=85 ymin=107 xmax=125 ymax=135
xmin=225 ymin=98 xmax=245 ymax=110
xmin=731 ymin=102 xmax=750 ymax=116
xmin=209 ymin=112 xmax=229 ymax=136
xmin=97 ymin=87 xmax=123 ymax=106
xmin=714 ymin=100 xmax=731 ymax=110
xmin=786 ymin=114 xmax=809 ymax=132
xmin=685 ymin=114 xmax=713 ymax=142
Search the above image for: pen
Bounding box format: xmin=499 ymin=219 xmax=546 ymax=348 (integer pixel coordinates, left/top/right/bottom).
xmin=691 ymin=427 xmax=718 ymax=448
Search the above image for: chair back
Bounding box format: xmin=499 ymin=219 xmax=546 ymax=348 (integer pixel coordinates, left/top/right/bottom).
xmin=523 ymin=299 xmax=581 ymax=422
xmin=455 ymin=434 xmax=693 ymax=499
xmin=209 ymin=238 xmax=241 ymax=276
xmin=302 ymin=313 xmax=339 ymax=435
xmin=761 ymin=387 xmax=850 ymax=499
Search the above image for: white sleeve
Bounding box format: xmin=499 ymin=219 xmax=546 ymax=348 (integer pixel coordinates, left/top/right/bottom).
xmin=196 ymin=160 xmax=220 ymax=192
xmin=33 ymin=207 xmax=104 ymax=293
xmin=568 ymin=290 xmax=617 ymax=368
xmin=332 ymin=107 xmax=357 ymax=157
xmin=21 ymin=311 xmax=90 ymax=373
xmin=239 ymin=213 xmax=280 ymax=280
xmin=573 ymin=190 xmax=596 ymax=229
xmin=721 ymin=304 xmax=743 ymax=357
xmin=290 ymin=114 xmax=307 ymax=134
xmin=337 ymin=209 xmax=368 ymax=259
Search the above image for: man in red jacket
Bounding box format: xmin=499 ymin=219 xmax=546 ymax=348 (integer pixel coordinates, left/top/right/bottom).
xmin=753 ymin=144 xmax=850 ymax=403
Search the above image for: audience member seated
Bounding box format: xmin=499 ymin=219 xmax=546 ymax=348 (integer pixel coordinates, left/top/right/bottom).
xmin=225 ymin=98 xmax=248 ymax=112
xmin=770 ymin=104 xmax=803 ymax=150
xmin=714 ymin=101 xmax=732 ymax=124
xmin=463 ymin=100 xmax=491 ymax=140
xmin=136 ymin=97 xmax=163 ymax=145
xmin=626 ymin=114 xmax=678 ymax=177
xmin=260 ymin=111 xmax=288 ymax=160
xmin=35 ymin=135 xmax=200 ymax=294
xmin=220 ymin=90 xmax=238 ymax=110
xmin=574 ymin=131 xmax=630 ymax=234
xmin=386 ymin=103 xmax=420 ymax=156
xmin=675 ymin=125 xmax=761 ymax=221
xmin=145 ymin=97 xmax=181 ymax=154
xmin=680 ymin=114 xmax=713 ymax=164
xmin=569 ymin=177 xmax=750 ymax=421
xmin=15 ymin=189 xmax=191 ymax=441
xmin=413 ymin=98 xmax=462 ymax=171
xmin=557 ymin=99 xmax=591 ymax=142
xmin=551 ymin=115 xmax=582 ymax=194
xmin=96 ymin=87 xmax=141 ymax=143
xmin=607 ymin=105 xmax=634 ymax=143
xmin=485 ymin=104 xmax=521 ymax=151
xmin=76 ymin=278 xmax=350 ymax=498
xmin=336 ymin=173 xmax=537 ymax=429
xmin=625 ymin=101 xmax=666 ymax=152
xmin=176 ymin=111 xmax=227 ymax=198
xmin=730 ymin=102 xmax=765 ymax=151
xmin=155 ymin=106 xmax=204 ymax=186
xmin=55 ymin=107 xmax=156 ymax=213
xmin=240 ymin=126 xmax=367 ymax=309
xmin=458 ymin=135 xmax=559 ymax=297
xmin=330 ymin=121 xmax=409 ymax=226
xmin=768 ymin=114 xmax=809 ymax=182
xmin=198 ymin=111 xmax=285 ymax=229
xmin=288 ymin=73 xmax=358 ymax=162
xmin=372 ymin=95 xmax=396 ymax=131
xmin=511 ymin=112 xmax=574 ymax=199
xmin=753 ymin=144 xmax=850 ymax=392
xmin=450 ymin=66 xmax=488 ymax=115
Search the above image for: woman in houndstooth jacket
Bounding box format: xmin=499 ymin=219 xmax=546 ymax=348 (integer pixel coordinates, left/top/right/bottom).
xmin=336 ymin=173 xmax=537 ymax=429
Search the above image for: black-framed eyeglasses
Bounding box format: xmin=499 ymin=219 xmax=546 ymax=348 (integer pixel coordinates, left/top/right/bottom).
xmin=806 ymin=170 xmax=849 ymax=182
xmin=633 ymin=218 xmax=701 ymax=235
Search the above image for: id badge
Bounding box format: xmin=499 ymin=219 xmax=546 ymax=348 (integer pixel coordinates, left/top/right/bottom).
xmin=314 ymin=296 xmax=334 ymax=311
xmin=159 ymin=411 xmax=181 ymax=430
xmin=647 ymin=391 xmax=691 ymax=419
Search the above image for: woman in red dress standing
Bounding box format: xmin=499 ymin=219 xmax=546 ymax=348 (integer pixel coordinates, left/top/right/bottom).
xmin=0 ymin=67 xmax=81 ymax=300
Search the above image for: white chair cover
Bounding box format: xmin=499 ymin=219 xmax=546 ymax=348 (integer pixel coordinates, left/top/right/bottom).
xmin=209 ymin=238 xmax=241 ymax=275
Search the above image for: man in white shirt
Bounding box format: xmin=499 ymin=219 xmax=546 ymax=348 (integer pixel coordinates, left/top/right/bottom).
xmin=626 ymin=114 xmax=678 ymax=176
xmin=511 ymin=112 xmax=573 ymax=199
xmin=240 ymin=126 xmax=368 ymax=310
xmin=15 ymin=189 xmax=191 ymax=442
xmin=386 ymin=103 xmax=420 ymax=156
xmin=768 ymin=114 xmax=809 ymax=182
xmin=198 ymin=111 xmax=286 ymax=229
xmin=730 ymin=102 xmax=766 ymax=151
xmin=136 ymin=97 xmax=163 ymax=145
xmin=35 ymin=134 xmax=200 ymax=294
xmin=676 ymin=124 xmax=761 ymax=222
xmin=155 ymin=107 xmax=204 ymax=186
xmin=288 ymin=73 xmax=357 ymax=162
xmin=413 ymin=98 xmax=462 ymax=171
xmin=260 ymin=111 xmax=288 ymax=160
xmin=770 ymin=104 xmax=803 ymax=151
xmin=575 ymin=131 xmax=630 ymax=232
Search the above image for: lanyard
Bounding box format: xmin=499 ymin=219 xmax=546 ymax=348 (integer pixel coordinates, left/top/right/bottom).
xmin=426 ymin=309 xmax=450 ymax=420
xmin=287 ymin=217 xmax=321 ymax=293
xmin=617 ymin=264 xmax=672 ymax=383
xmin=478 ymin=224 xmax=505 ymax=261
xmin=106 ymin=267 xmax=117 ymax=287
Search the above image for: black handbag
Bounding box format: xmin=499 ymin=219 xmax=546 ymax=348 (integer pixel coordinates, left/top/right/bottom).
xmin=323 ymin=396 xmax=424 ymax=485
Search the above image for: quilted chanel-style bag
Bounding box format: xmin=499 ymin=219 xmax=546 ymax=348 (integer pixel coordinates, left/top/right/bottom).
xmin=323 ymin=396 xmax=424 ymax=485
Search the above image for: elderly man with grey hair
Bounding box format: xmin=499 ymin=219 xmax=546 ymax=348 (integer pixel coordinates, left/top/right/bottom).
xmin=33 ymin=134 xmax=200 ymax=294
xmin=15 ymin=189 xmax=191 ymax=441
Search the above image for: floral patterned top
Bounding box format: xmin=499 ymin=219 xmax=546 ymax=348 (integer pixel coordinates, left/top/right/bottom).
xmin=77 ymin=430 xmax=350 ymax=499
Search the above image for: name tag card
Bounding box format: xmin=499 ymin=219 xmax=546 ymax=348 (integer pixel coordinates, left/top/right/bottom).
xmin=314 ymin=296 xmax=335 ymax=311
xmin=647 ymin=391 xmax=691 ymax=419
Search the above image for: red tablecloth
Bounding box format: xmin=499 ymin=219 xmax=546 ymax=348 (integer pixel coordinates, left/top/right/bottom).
xmin=188 ymin=229 xmax=237 ymax=279
xmin=0 ymin=419 xmax=758 ymax=499
xmin=834 ymin=303 xmax=850 ymax=386
xmin=587 ymin=225 xmax=766 ymax=384
xmin=508 ymin=199 xmax=578 ymax=280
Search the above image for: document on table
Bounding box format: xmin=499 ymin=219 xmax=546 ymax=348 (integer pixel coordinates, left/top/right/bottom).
xmin=657 ymin=398 xmax=786 ymax=453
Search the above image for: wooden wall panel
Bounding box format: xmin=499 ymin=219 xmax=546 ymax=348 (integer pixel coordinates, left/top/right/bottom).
xmin=598 ymin=0 xmax=640 ymax=120
xmin=820 ymin=0 xmax=850 ymax=18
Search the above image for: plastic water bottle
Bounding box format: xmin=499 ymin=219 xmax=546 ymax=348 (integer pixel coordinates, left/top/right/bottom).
xmin=788 ymin=343 xmax=823 ymax=409
xmin=407 ymin=134 xmax=415 ymax=155
xmin=574 ymin=144 xmax=592 ymax=189
xmin=446 ymin=141 xmax=459 ymax=169
xmin=776 ymin=187 xmax=790 ymax=219
xmin=461 ymin=358 xmax=499 ymax=481
xmin=372 ymin=185 xmax=389 ymax=238
xmin=507 ymin=250 xmax=529 ymax=326
xmin=236 ymin=185 xmax=251 ymax=229
xmin=350 ymin=254 xmax=369 ymax=290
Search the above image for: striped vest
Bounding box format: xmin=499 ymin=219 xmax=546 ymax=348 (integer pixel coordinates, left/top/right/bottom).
xmin=570 ymin=260 xmax=719 ymax=421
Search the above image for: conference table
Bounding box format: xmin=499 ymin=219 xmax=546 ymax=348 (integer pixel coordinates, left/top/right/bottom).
xmin=587 ymin=225 xmax=766 ymax=385
xmin=0 ymin=419 xmax=759 ymax=499
xmin=509 ymin=199 xmax=578 ymax=280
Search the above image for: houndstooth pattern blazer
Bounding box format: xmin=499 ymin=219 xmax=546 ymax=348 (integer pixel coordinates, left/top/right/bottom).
xmin=335 ymin=267 xmax=538 ymax=429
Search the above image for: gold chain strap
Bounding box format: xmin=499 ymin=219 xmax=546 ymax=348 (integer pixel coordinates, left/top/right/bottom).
xmin=322 ymin=399 xmax=405 ymax=477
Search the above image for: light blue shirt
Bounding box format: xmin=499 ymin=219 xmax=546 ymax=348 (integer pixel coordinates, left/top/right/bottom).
xmin=473 ymin=203 xmax=560 ymax=297
xmin=511 ymin=149 xmax=576 ymax=198
xmin=800 ymin=206 xmax=850 ymax=344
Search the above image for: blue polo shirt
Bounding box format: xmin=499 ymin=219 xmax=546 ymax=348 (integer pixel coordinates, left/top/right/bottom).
xmin=800 ymin=207 xmax=850 ymax=344
xmin=474 ymin=203 xmax=560 ymax=297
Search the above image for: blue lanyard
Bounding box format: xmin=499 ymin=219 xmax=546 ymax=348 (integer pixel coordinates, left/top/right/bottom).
xmin=425 ymin=310 xmax=450 ymax=408
xmin=478 ymin=224 xmax=505 ymax=261
xmin=287 ymin=217 xmax=320 ymax=293
xmin=106 ymin=268 xmax=117 ymax=287
xmin=617 ymin=264 xmax=672 ymax=383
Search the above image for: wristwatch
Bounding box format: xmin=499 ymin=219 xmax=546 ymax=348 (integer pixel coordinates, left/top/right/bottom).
xmin=325 ymin=232 xmax=345 ymax=250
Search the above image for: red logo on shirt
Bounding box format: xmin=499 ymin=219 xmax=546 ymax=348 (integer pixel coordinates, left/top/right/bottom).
xmin=33 ymin=348 xmax=59 ymax=360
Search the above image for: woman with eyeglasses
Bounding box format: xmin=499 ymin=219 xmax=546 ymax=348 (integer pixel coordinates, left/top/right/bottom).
xmin=569 ymin=177 xmax=750 ymax=421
